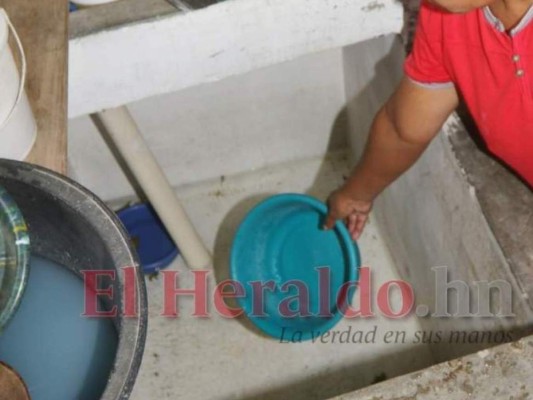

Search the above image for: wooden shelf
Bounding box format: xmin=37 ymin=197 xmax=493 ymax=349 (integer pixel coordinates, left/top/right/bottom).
xmin=0 ymin=0 xmax=68 ymax=175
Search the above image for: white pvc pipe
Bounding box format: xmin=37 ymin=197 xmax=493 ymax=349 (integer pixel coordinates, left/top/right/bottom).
xmin=93 ymin=106 xmax=212 ymax=270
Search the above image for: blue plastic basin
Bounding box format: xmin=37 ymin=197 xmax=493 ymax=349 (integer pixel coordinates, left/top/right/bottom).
xmin=230 ymin=194 xmax=361 ymax=341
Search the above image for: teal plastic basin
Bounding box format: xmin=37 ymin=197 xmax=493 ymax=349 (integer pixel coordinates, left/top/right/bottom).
xmin=230 ymin=194 xmax=361 ymax=341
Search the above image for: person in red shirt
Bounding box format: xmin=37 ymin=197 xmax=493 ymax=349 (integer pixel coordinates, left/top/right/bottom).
xmin=325 ymin=0 xmax=533 ymax=240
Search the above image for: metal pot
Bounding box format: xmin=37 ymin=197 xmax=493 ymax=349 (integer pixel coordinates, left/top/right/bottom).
xmin=0 ymin=159 xmax=147 ymax=400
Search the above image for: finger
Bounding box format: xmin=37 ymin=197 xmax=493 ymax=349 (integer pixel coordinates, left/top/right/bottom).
xmin=323 ymin=212 xmax=337 ymax=230
xmin=352 ymin=214 xmax=368 ymax=241
xmin=348 ymin=214 xmax=357 ymax=235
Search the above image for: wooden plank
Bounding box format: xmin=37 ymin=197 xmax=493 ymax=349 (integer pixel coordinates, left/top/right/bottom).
xmin=0 ymin=0 xmax=68 ymax=175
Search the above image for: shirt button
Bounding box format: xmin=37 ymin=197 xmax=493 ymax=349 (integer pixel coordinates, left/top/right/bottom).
xmin=516 ymin=69 xmax=525 ymax=77
xmin=513 ymin=54 xmax=521 ymax=62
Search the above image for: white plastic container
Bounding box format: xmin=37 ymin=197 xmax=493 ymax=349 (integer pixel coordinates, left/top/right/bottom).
xmin=0 ymin=8 xmax=37 ymax=161
xmin=70 ymin=0 xmax=120 ymax=7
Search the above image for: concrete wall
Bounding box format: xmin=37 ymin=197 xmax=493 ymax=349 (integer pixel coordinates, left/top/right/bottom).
xmin=343 ymin=34 xmax=533 ymax=363
xmin=68 ymin=48 xmax=347 ymax=201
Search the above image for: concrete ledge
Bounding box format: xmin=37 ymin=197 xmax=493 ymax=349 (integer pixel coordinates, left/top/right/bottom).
xmin=68 ymin=0 xmax=403 ymax=117
xmin=332 ymin=335 xmax=533 ymax=399
xmin=448 ymin=121 xmax=533 ymax=310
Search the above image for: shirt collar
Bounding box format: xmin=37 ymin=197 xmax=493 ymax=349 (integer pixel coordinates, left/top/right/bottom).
xmin=483 ymin=4 xmax=533 ymax=36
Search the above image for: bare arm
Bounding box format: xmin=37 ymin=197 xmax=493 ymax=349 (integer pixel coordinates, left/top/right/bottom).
xmin=324 ymin=77 xmax=459 ymax=239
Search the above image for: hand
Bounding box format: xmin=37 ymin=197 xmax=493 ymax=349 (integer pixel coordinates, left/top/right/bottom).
xmin=324 ymin=187 xmax=373 ymax=241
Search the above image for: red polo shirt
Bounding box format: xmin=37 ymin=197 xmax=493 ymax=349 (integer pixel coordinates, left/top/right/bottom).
xmin=405 ymin=2 xmax=533 ymax=187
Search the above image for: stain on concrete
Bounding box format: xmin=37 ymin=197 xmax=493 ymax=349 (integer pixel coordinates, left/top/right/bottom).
xmin=361 ymin=1 xmax=386 ymax=12
xmin=209 ymin=50 xmax=224 ymax=58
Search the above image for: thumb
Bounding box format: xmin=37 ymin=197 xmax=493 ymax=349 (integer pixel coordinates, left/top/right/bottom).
xmin=323 ymin=210 xmax=338 ymax=230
